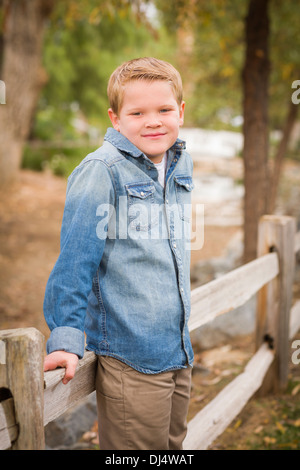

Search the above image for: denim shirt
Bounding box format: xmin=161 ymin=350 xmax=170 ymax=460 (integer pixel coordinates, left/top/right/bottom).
xmin=44 ymin=128 xmax=194 ymax=373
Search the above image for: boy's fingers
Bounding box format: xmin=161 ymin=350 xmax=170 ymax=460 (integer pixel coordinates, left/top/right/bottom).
xmin=44 ymin=354 xmax=60 ymax=371
xmin=43 ymin=351 xmax=79 ymax=384
xmin=62 ymin=358 xmax=78 ymax=385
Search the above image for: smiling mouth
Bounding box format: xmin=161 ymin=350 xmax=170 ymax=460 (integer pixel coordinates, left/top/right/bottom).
xmin=142 ymin=133 xmax=166 ymax=138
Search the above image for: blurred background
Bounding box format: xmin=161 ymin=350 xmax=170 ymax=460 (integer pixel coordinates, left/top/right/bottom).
xmin=0 ymin=0 xmax=300 ymax=449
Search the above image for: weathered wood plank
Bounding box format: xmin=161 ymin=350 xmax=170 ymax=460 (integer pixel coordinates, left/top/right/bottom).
xmin=256 ymin=215 xmax=296 ymax=392
xmin=0 ymin=423 xmax=11 ymax=450
xmin=0 ymin=398 xmax=18 ymax=449
xmin=189 ymin=252 xmax=279 ymax=332
xmin=294 ymin=231 xmax=300 ymax=254
xmin=183 ymin=343 xmax=274 ymax=450
xmin=0 ymin=328 xmax=45 ymax=450
xmin=43 ymin=350 xmax=97 ymax=426
xmin=0 ymin=351 xmax=97 ymax=448
xmin=289 ymin=300 xmax=300 ymax=340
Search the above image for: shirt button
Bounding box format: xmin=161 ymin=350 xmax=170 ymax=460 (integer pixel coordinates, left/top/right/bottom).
xmin=173 ymin=242 xmax=177 ymax=249
xmin=140 ymin=191 xmax=145 ymax=196
xmin=166 ymin=199 xmax=169 ymax=204
xmin=181 ymin=287 xmax=184 ymax=292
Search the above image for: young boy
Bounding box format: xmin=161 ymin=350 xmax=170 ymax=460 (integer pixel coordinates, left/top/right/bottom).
xmin=43 ymin=57 xmax=194 ymax=450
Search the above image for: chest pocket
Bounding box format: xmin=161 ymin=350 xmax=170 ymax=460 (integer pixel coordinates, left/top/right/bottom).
xmin=174 ymin=175 xmax=194 ymax=221
xmin=125 ymin=182 xmax=158 ymax=232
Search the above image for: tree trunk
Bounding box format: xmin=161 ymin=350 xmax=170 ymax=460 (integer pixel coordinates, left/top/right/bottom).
xmin=242 ymin=0 xmax=270 ymax=263
xmin=0 ymin=0 xmax=54 ymax=188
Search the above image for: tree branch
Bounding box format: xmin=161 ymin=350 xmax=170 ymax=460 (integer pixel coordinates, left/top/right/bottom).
xmin=268 ymin=98 xmax=298 ymax=214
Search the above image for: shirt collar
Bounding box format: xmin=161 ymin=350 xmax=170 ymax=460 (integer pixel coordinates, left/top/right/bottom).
xmin=104 ymin=127 xmax=186 ymax=159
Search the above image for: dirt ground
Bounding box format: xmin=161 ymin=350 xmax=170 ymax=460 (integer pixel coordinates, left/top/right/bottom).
xmin=0 ymin=170 xmax=67 ymax=338
xmin=0 ymin=167 xmax=300 ymax=450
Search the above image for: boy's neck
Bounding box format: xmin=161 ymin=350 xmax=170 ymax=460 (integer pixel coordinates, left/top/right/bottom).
xmin=153 ymin=152 xmax=167 ymax=166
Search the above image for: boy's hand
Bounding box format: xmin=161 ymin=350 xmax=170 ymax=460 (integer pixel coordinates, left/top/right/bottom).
xmin=44 ymin=351 xmax=79 ymax=385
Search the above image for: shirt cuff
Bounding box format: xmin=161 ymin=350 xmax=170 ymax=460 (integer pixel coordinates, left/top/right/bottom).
xmin=46 ymin=326 xmax=85 ymax=359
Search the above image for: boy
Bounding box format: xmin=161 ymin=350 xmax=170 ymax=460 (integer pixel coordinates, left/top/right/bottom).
xmin=43 ymin=57 xmax=194 ymax=450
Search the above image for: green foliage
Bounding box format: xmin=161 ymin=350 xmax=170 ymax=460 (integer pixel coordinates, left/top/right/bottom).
xmin=22 ymin=146 xmax=50 ymax=172
xmin=269 ymin=1 xmax=300 ymax=128
xmin=31 ymin=106 xmax=79 ymax=141
xmin=22 ymin=143 xmax=99 ymax=178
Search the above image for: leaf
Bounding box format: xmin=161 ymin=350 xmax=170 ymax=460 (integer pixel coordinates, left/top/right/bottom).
xmin=233 ymin=418 xmax=242 ymax=429
xmin=263 ymin=436 xmax=276 ymax=445
xmin=291 ymin=383 xmax=300 ymax=396
xmin=275 ymin=421 xmax=286 ymax=434
xmin=254 ymin=425 xmax=263 ymax=434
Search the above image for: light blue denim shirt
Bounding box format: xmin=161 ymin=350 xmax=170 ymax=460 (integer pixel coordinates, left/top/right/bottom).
xmin=44 ymin=127 xmax=194 ymax=373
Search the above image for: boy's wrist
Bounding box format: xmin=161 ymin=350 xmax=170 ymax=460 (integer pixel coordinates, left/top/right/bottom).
xmin=46 ymin=326 xmax=85 ymax=359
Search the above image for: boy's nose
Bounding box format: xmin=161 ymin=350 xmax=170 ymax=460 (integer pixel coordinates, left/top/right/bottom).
xmin=145 ymin=114 xmax=162 ymax=127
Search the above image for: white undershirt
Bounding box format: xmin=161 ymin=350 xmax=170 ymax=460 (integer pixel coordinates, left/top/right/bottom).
xmin=154 ymin=153 xmax=167 ymax=188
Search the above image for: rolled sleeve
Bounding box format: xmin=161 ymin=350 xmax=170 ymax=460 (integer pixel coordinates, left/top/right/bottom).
xmin=46 ymin=326 xmax=86 ymax=358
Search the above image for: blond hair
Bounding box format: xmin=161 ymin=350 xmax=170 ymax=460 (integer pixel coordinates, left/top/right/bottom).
xmin=107 ymin=57 xmax=183 ymax=116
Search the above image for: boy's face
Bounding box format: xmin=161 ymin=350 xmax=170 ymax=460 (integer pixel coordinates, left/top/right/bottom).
xmin=108 ymin=80 xmax=185 ymax=163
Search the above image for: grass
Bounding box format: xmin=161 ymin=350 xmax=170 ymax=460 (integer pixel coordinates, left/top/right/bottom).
xmin=234 ymin=384 xmax=300 ymax=450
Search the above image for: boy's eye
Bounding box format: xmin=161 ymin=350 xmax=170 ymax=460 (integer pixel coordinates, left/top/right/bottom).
xmin=160 ymin=109 xmax=171 ymax=113
xmin=131 ymin=112 xmax=142 ymax=116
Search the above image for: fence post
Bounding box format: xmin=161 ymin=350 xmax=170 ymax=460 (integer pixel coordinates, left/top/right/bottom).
xmin=256 ymin=215 xmax=296 ymax=393
xmin=0 ymin=328 xmax=45 ymax=449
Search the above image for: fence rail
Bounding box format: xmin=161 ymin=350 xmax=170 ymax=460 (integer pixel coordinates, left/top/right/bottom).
xmin=189 ymin=251 xmax=279 ymax=331
xmin=1 ymin=215 xmax=300 ymax=450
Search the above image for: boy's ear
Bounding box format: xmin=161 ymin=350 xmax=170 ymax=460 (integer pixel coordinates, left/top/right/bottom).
xmin=108 ymin=108 xmax=120 ymax=131
xmin=179 ymin=101 xmax=185 ymax=126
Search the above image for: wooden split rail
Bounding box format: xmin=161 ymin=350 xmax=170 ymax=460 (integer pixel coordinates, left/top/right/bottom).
xmin=1 ymin=215 xmax=300 ymax=450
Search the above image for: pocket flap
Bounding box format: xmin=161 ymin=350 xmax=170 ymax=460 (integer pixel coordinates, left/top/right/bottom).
xmin=174 ymin=175 xmax=194 ymax=191
xmin=125 ymin=182 xmax=155 ymax=199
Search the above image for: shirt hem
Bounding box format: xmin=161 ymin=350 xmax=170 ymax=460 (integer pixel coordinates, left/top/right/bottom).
xmin=86 ymin=346 xmax=193 ymax=374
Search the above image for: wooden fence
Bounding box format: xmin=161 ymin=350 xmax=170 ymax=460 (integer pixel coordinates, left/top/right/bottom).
xmin=0 ymin=215 xmax=300 ymax=450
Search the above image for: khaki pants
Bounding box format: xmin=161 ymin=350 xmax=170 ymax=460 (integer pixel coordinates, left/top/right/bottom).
xmin=96 ymin=355 xmax=192 ymax=450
